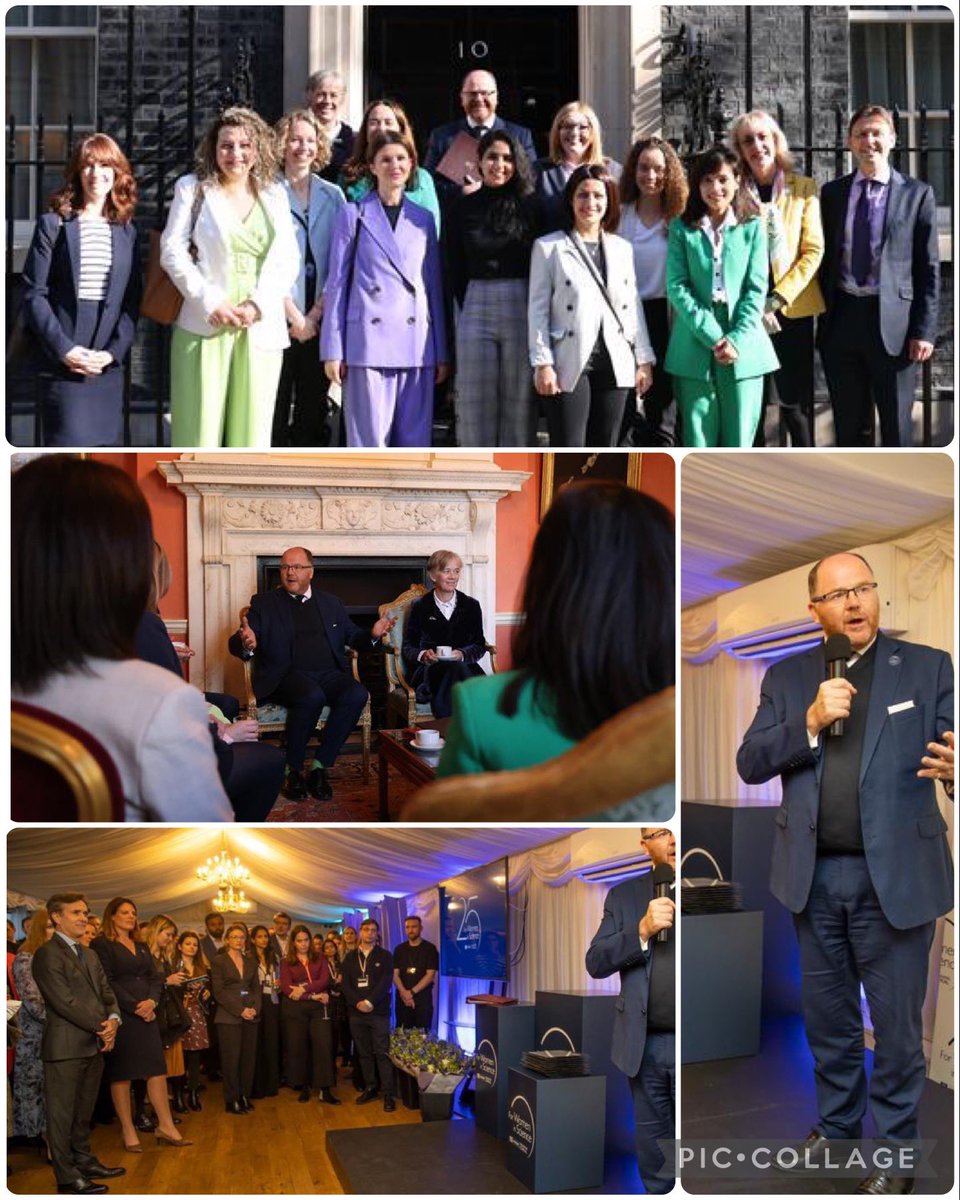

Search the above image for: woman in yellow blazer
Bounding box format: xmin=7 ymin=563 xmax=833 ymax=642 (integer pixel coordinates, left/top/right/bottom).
xmin=665 ymin=147 xmax=779 ymax=447
xmin=731 ymin=110 xmax=825 ymax=446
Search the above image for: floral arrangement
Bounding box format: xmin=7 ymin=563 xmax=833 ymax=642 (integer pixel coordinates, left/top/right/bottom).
xmin=389 ymin=1026 xmax=474 ymax=1093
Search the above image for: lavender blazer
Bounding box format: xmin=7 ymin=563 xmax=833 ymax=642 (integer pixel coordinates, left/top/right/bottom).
xmin=320 ymin=191 xmax=447 ymax=369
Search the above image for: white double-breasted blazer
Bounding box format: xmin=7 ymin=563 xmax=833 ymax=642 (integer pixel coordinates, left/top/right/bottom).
xmin=528 ymin=230 xmax=655 ymax=393
xmin=160 ymin=173 xmax=299 ymax=351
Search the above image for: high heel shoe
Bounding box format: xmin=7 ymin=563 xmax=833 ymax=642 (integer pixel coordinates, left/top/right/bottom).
xmin=123 ymin=1142 xmax=143 ymax=1154
xmin=156 ymin=1132 xmax=193 ymax=1148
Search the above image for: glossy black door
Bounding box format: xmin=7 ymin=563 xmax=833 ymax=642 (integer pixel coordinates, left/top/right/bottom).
xmin=366 ymin=6 xmax=578 ymax=157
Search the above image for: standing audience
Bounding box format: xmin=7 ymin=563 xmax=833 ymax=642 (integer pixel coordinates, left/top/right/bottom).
xmin=175 ymin=930 xmax=211 ymax=1112
xmin=340 ymin=919 xmax=396 ymax=1113
xmin=11 ymin=908 xmax=54 ymax=1158
xmin=279 ymin=926 xmax=339 ymax=1106
xmin=210 ymin=923 xmax=260 ymax=1116
xmin=249 ymin=926 xmax=281 ymax=1100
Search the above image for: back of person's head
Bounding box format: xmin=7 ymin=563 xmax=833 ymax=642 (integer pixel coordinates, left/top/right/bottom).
xmin=12 ymin=456 xmax=154 ymax=694
xmin=503 ymin=481 xmax=674 ymax=740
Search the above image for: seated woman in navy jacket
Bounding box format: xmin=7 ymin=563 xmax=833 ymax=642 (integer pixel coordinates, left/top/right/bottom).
xmin=402 ymin=550 xmax=488 ymax=718
xmin=22 ymin=132 xmax=141 ymax=446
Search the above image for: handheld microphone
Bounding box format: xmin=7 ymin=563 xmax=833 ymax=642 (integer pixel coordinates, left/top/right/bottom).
xmin=652 ymin=863 xmax=675 ymax=944
xmin=824 ymin=633 xmax=852 ymax=738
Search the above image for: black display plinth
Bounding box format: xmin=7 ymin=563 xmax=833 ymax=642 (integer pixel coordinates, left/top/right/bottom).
xmin=682 ymin=910 xmax=764 ymax=1063
xmin=475 ymin=1002 xmax=536 ymax=1139
xmin=506 ymin=1066 xmax=606 ymax=1193
xmin=534 ymin=989 xmax=632 ymax=1154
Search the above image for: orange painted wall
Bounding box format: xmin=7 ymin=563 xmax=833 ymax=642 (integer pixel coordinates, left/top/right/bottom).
xmin=639 ymin=451 xmax=675 ymax=514
xmin=493 ymin=453 xmax=542 ymax=668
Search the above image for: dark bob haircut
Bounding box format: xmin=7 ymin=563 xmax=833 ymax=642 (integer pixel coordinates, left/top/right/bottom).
xmin=562 ymin=163 xmax=621 ymax=233
xmin=680 ymin=146 xmax=742 ymax=227
xmin=499 ymin=480 xmax=674 ymax=741
xmin=11 ymin=455 xmax=154 ymax=693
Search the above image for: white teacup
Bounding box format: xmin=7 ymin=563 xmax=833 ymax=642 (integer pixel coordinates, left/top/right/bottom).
xmin=436 ymin=645 xmax=453 ymax=659
xmin=416 ymin=728 xmax=441 ymax=748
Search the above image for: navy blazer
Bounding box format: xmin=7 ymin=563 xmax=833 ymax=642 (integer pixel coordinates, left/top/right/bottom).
xmin=424 ymin=115 xmax=537 ymax=203
xmin=737 ymin=631 xmax=953 ymax=929
xmin=818 ymin=170 xmax=939 ymax=357
xmin=586 ymin=873 xmax=658 ymax=1077
xmin=228 ymin=587 xmax=375 ymax=703
xmin=22 ymin=212 xmax=141 ymax=372
xmin=401 ymin=590 xmax=486 ymax=670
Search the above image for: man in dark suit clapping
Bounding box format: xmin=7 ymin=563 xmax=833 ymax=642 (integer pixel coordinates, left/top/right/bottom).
xmin=586 ymin=829 xmax=676 ymax=1194
xmin=818 ymin=104 xmax=939 ymax=447
xmin=31 ymin=893 xmax=125 ymax=1195
xmin=229 ymin=546 xmax=395 ymax=802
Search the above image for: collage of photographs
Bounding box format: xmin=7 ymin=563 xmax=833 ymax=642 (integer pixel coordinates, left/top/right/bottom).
xmin=3 ymin=4 xmax=955 ymax=1198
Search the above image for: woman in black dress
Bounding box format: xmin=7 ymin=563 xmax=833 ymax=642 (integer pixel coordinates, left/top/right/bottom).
xmin=402 ymin=550 xmax=488 ymax=718
xmin=249 ymin=924 xmax=280 ymax=1099
xmin=322 ymin=937 xmax=347 ymax=1075
xmin=210 ymin=923 xmax=261 ymax=1115
xmin=92 ymin=898 xmax=191 ymax=1151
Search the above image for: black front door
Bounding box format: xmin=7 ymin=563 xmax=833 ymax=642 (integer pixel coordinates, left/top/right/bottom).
xmin=366 ymin=6 xmax=579 ymax=158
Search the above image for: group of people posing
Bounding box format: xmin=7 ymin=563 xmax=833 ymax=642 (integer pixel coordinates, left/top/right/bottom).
xmin=20 ymin=68 xmax=939 ymax=450
xmin=9 ymin=895 xmax=438 ymax=1194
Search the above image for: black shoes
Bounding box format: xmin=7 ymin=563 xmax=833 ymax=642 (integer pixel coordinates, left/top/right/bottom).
xmin=355 ymin=1087 xmax=379 ymax=1105
xmin=774 ymin=1128 xmax=832 ymax=1174
xmin=306 ymin=767 xmax=333 ymax=800
xmin=224 ymin=1101 xmax=246 ymax=1115
xmin=82 ymin=1165 xmax=126 ymax=1180
xmin=383 ymin=1095 xmax=396 ymax=1113
xmin=318 ymin=1088 xmax=341 ymax=1106
xmin=186 ymin=1087 xmax=202 ymax=1112
xmin=239 ymin=1096 xmax=255 ymax=1112
xmin=133 ymin=1111 xmax=155 ymax=1134
xmin=57 ymin=1184 xmax=108 ymax=1195
xmin=298 ymin=1086 xmax=311 ymax=1103
xmin=856 ymin=1171 xmax=914 ymax=1195
xmin=282 ymin=772 xmax=308 ymax=800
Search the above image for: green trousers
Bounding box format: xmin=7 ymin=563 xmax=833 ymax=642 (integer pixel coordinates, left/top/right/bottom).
xmin=170 ymin=327 xmax=282 ymax=448
xmin=675 ymin=370 xmax=764 ymax=448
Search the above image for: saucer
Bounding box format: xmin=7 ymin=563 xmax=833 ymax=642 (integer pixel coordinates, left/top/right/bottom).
xmin=412 ymin=736 xmax=445 ymax=752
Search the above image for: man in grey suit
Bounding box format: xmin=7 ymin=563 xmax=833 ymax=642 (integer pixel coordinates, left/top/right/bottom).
xmin=818 ymin=104 xmax=940 ymax=447
xmin=586 ymin=829 xmax=676 ymax=1194
xmin=31 ymin=893 xmax=124 ymax=1195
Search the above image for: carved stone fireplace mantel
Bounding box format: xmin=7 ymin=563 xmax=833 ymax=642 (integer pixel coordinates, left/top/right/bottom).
xmin=157 ymin=454 xmax=531 ymax=696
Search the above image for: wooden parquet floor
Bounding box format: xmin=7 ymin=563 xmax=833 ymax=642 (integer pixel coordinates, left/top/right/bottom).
xmin=7 ymin=1064 xmax=421 ymax=1195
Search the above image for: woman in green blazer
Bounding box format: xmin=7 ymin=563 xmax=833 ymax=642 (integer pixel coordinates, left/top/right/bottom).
xmin=665 ymin=146 xmax=779 ymax=446
xmin=437 ymin=480 xmax=674 ymax=802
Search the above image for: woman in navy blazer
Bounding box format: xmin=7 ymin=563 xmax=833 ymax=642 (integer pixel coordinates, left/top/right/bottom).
xmin=321 ymin=130 xmax=448 ymax=448
xmin=271 ymin=109 xmax=346 ymax=447
xmin=22 ymin=132 xmax=141 ymax=446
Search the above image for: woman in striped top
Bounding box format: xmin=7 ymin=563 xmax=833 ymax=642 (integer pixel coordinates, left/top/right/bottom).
xmin=22 ymin=133 xmax=141 ymax=446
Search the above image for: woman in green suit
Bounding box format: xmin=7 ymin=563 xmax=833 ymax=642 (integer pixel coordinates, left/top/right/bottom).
xmin=665 ymin=146 xmax=779 ymax=446
xmin=436 ymin=480 xmax=674 ymax=802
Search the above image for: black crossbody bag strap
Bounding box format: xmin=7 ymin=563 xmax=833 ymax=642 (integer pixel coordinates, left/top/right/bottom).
xmin=566 ymin=231 xmax=633 ymax=348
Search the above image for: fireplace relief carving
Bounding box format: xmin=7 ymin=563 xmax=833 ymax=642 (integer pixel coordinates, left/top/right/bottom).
xmin=157 ymin=455 xmax=531 ymax=697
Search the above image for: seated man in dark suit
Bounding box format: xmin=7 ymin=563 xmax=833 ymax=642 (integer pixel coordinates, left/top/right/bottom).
xmin=229 ymin=545 xmax=395 ymax=801
xmin=737 ymin=551 xmax=954 ymax=1195
xmin=32 ymin=892 xmax=125 ymax=1196
xmin=818 ymin=103 xmax=939 ymax=447
xmin=586 ymin=829 xmax=676 ymax=1195
xmin=424 ymin=68 xmax=537 ymax=205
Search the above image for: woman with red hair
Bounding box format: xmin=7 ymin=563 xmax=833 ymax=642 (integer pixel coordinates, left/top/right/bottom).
xmin=22 ymin=132 xmax=141 ymax=446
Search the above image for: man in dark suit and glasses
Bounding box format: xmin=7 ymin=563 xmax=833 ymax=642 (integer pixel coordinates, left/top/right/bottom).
xmin=737 ymin=552 xmax=954 ymax=1196
xmin=586 ymin=828 xmax=676 ymax=1194
xmin=229 ymin=545 xmax=395 ymax=802
xmin=31 ymin=893 xmax=125 ymax=1195
xmin=817 ymin=104 xmax=939 ymax=447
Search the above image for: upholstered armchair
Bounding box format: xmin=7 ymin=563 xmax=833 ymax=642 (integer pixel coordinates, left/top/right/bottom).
xmin=378 ymin=584 xmax=498 ymax=728
xmin=237 ymin=606 xmax=372 ymax=782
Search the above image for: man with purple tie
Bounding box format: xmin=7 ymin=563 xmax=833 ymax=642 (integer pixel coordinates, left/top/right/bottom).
xmin=817 ymin=104 xmax=939 ymax=447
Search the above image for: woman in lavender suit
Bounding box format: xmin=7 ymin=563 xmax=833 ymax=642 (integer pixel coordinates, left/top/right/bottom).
xmin=321 ymin=130 xmax=448 ymax=447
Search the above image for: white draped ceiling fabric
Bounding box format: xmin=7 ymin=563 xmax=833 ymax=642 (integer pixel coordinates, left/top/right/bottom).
xmin=7 ymin=827 xmax=631 ymax=1053
xmin=680 ymin=453 xmax=954 ymax=1058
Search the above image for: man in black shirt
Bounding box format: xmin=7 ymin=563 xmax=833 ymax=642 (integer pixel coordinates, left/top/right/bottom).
xmin=229 ymin=546 xmax=395 ymax=801
xmin=586 ymin=829 xmax=675 ymax=1194
xmin=392 ymin=916 xmax=439 ymax=1031
xmin=341 ymin=918 xmax=396 ymax=1112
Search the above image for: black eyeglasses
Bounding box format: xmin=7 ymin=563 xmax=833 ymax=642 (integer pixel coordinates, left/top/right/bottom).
xmin=811 ymin=582 xmax=878 ymax=606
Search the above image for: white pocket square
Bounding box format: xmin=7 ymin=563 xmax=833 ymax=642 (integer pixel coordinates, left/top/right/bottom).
xmin=887 ymin=700 xmax=915 ymax=714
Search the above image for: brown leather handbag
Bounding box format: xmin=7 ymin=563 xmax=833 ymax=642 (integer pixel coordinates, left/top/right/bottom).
xmin=140 ymin=184 xmax=205 ymax=324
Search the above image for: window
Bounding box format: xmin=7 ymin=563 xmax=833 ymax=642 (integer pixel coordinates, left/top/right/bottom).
xmin=5 ymin=6 xmax=97 ymax=231
xmin=849 ymin=7 xmax=953 ymax=207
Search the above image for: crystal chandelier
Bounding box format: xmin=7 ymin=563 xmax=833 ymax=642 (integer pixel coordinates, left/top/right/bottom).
xmin=196 ymin=841 xmax=252 ymax=914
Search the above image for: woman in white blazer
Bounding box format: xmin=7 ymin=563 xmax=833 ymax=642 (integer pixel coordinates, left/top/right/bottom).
xmin=529 ymin=165 xmax=654 ymax=446
xmin=271 ymin=109 xmax=345 ymax=447
xmin=160 ymin=107 xmax=299 ymax=448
